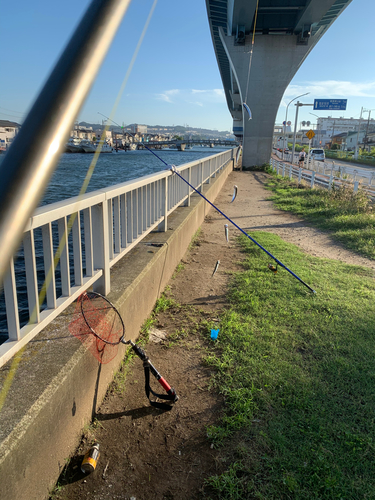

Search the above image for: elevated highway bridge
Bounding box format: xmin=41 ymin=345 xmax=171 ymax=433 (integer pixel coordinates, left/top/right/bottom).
xmin=205 ymin=0 xmax=353 ymax=167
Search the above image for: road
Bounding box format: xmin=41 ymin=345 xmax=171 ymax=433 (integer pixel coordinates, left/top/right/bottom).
xmin=324 ymin=158 xmax=375 ymax=171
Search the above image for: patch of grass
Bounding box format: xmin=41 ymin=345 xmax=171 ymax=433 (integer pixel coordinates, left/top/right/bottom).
xmin=172 ymin=262 xmax=185 ymax=278
xmin=140 ymin=290 xmax=177 ymax=337
xmin=188 ymin=228 xmax=202 ymax=250
xmin=265 ymin=168 xmax=375 ymax=259
xmin=82 ymin=418 xmax=105 ymax=443
xmin=166 ymin=327 xmax=188 ymax=348
xmin=205 ymin=232 xmax=375 ymax=499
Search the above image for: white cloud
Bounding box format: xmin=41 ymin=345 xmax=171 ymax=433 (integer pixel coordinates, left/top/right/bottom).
xmin=280 ymin=80 xmax=375 ymax=106
xmin=155 ymin=88 xmax=225 ymax=106
xmin=156 ymin=89 xmax=180 ymax=103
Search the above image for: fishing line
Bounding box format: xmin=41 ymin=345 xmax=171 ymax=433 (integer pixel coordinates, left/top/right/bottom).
xmin=0 ymin=0 xmax=158 ymax=412
xmin=93 ymin=118 xmax=315 ymax=293
xmin=169 ymin=165 xmax=316 ymax=294
xmin=244 ymin=0 xmax=259 ymax=106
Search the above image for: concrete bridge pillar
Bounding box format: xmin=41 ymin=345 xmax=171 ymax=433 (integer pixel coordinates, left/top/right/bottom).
xmin=176 ymin=143 xmax=186 ymax=151
xmin=219 ymin=27 xmax=312 ymax=167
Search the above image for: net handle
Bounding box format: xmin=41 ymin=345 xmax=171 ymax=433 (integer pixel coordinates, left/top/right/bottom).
xmin=80 ymin=291 xmax=126 ymax=346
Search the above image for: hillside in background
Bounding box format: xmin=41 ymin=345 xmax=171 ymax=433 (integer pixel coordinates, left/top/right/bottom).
xmin=78 ymin=122 xmax=235 ymax=140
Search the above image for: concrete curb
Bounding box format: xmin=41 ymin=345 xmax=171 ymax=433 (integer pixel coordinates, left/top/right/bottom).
xmin=0 ymin=160 xmax=233 ymax=500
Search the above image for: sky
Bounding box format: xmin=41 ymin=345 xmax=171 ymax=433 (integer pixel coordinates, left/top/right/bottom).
xmin=0 ymin=0 xmax=374 ymax=133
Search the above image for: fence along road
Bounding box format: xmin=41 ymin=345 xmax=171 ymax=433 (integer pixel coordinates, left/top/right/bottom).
xmin=0 ymin=148 xmax=236 ymax=368
xmin=272 ymin=150 xmax=375 ymax=200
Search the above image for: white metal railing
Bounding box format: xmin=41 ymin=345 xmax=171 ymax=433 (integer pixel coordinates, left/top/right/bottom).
xmin=273 ymin=148 xmax=375 ymax=186
xmin=0 ymin=149 xmax=235 ymax=367
xmin=270 ymin=157 xmax=375 ymax=200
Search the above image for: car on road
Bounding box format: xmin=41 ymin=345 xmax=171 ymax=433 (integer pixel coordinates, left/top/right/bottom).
xmin=309 ymin=148 xmax=325 ymax=162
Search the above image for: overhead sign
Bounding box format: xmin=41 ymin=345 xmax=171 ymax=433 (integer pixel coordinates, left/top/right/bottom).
xmin=313 ymin=99 xmax=347 ymax=111
xmin=306 ymin=129 xmax=315 ymax=140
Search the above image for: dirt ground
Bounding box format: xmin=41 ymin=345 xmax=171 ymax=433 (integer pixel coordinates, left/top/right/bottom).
xmin=51 ymin=170 xmax=375 ymax=500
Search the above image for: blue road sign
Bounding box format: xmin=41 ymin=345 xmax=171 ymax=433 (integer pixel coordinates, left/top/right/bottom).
xmin=314 ymin=99 xmax=347 ymax=111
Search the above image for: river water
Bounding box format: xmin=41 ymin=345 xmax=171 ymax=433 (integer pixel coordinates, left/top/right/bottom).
xmin=0 ymin=146 xmax=232 ymax=342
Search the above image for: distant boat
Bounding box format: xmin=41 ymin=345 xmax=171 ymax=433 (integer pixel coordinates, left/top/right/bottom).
xmin=185 ymin=144 xmax=193 ymax=150
xmin=66 ymin=137 xmax=83 ymax=153
xmin=81 ymin=139 xmax=113 ymax=153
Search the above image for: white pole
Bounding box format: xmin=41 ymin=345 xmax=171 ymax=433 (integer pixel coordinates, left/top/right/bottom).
xmin=292 ymin=102 xmax=300 ymax=165
xmin=307 ymin=138 xmax=312 ymax=168
xmin=284 ymin=92 xmax=310 ymax=162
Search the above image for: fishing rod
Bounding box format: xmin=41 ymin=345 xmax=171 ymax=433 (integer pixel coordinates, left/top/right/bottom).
xmin=98 ymin=114 xmax=316 ymax=293
xmin=169 ymin=165 xmax=316 ymax=294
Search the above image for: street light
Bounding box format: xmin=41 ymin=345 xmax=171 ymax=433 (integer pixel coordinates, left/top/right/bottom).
xmin=282 ymin=92 xmax=310 ymax=160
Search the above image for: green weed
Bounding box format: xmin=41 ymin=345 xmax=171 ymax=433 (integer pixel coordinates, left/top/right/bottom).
xmin=205 ymin=231 xmax=375 ymax=499
xmin=265 ymin=170 xmax=375 ymax=258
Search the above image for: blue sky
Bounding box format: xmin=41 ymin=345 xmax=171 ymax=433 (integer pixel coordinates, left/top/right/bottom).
xmin=0 ymin=0 xmax=373 ymax=132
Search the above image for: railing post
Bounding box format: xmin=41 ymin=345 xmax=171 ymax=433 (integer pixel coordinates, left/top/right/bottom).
xmin=289 ymin=165 xmax=292 ymax=179
xmin=277 ymin=162 xmax=280 ymax=175
xmin=41 ymin=222 xmax=57 ymax=308
xmin=4 ymin=258 xmax=20 ymax=340
xmin=310 ymin=171 xmax=316 ymax=188
xmin=298 ymin=167 xmax=302 ymax=184
xmin=353 ymin=181 xmax=359 ymax=193
xmin=23 ymin=230 xmax=40 ymax=324
xmin=83 ymin=207 xmax=94 ymax=276
xmin=92 ymin=201 xmax=110 ymax=296
xmin=187 ymin=167 xmax=191 ymax=207
xmin=282 ymin=163 xmax=285 ymax=177
xmin=329 ymin=171 xmax=333 ymax=190
xmin=158 ymin=176 xmax=168 ymax=232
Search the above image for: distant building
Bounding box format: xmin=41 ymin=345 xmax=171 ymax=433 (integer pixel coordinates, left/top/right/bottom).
xmin=0 ymin=120 xmax=20 ymax=150
xmin=316 ymin=116 xmax=375 ymax=147
xmin=365 ymin=131 xmax=375 ymax=151
xmin=345 ymin=130 xmax=365 ymax=151
xmin=72 ymin=126 xmax=94 ymax=141
xmin=329 ymin=132 xmax=347 ymax=149
xmin=135 ymin=124 xmax=147 ymax=134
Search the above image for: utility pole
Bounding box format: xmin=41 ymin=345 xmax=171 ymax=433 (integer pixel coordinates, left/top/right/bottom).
xmin=331 ymin=119 xmax=335 ymax=148
xmin=364 ymin=110 xmax=374 ymax=152
xmin=354 ymin=107 xmax=364 ymax=159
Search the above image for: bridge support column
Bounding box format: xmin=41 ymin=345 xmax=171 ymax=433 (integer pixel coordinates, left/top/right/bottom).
xmin=219 ymin=28 xmax=311 ymax=167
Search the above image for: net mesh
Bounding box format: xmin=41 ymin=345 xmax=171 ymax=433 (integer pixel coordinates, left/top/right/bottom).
xmin=69 ymin=292 xmax=124 ymax=364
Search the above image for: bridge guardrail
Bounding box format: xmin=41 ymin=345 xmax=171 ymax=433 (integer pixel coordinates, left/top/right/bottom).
xmin=0 ymin=148 xmax=236 ymax=368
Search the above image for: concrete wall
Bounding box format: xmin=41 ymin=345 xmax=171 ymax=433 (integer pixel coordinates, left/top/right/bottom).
xmin=0 ymin=159 xmax=233 ymax=500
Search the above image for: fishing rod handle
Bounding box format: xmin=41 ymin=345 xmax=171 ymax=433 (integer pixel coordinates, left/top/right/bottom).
xmin=146 ymin=358 xmax=179 ymax=401
xmin=130 ymin=341 xmax=178 ymax=401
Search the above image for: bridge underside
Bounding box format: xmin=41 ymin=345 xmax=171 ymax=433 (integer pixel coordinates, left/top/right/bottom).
xmin=206 ymin=0 xmax=353 ymax=167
